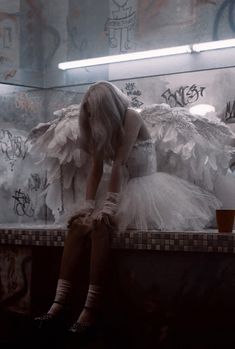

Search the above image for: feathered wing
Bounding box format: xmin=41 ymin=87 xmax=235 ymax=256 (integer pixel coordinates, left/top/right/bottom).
xmin=27 ymin=102 xmax=235 ymax=224
xmin=140 ymin=103 xmax=235 ymax=192
xmin=27 ymin=104 xmax=91 ymax=224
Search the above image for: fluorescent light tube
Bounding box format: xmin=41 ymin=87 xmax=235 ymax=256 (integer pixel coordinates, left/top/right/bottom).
xmin=58 ymin=38 xmax=235 ymax=70
xmin=192 ymin=38 xmax=235 ymax=52
xmin=58 ymin=45 xmax=192 ymax=70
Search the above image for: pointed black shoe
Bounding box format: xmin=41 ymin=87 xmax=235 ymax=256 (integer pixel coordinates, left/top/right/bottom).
xmin=33 ymin=311 xmax=71 ymax=338
xmin=67 ymin=321 xmax=98 ymax=345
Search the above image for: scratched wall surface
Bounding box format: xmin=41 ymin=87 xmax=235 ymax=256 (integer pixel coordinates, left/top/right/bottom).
xmin=0 ymin=246 xmax=32 ymax=313
xmin=0 ymin=0 xmax=44 ymax=87
xmin=134 ymin=0 xmax=235 ymax=51
xmin=47 ymin=0 xmax=235 ymax=87
xmin=0 ymin=84 xmax=51 ymax=226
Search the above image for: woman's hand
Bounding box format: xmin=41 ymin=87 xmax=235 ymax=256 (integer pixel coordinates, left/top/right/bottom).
xmin=67 ymin=207 xmax=94 ymax=228
xmin=93 ymin=192 xmax=119 ymax=228
xmin=93 ymin=210 xmax=116 ymax=228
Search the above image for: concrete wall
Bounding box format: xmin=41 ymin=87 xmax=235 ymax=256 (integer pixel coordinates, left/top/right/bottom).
xmin=44 ymin=0 xmax=235 ymax=87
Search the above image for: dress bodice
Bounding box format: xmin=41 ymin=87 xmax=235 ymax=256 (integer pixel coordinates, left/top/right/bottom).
xmin=126 ymin=139 xmax=157 ymax=178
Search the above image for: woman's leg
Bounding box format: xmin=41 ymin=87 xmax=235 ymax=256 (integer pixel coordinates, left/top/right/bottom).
xmin=59 ymin=220 xmax=91 ymax=282
xmin=47 ymin=220 xmax=92 ymax=317
xmin=74 ymin=221 xmax=111 ymax=326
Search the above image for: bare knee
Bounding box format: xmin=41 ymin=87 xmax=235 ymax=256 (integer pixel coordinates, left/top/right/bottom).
xmin=67 ymin=219 xmax=92 ymax=239
xmin=91 ymin=221 xmax=110 ymax=240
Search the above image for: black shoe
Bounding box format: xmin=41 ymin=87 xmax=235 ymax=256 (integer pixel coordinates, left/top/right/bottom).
xmin=68 ymin=321 xmax=98 ymax=344
xmin=34 ymin=312 xmax=70 ymax=336
xmin=34 ymin=313 xmax=55 ymax=330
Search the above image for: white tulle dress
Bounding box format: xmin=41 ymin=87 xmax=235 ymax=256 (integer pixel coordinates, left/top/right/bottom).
xmin=115 ymin=139 xmax=221 ymax=231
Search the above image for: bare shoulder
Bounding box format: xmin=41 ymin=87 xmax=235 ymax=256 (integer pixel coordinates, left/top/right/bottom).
xmin=124 ymin=108 xmax=142 ymax=126
xmin=126 ymin=108 xmax=150 ymax=140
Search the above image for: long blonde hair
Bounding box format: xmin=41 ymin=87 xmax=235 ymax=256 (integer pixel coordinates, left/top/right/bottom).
xmin=79 ymin=81 xmax=130 ymax=160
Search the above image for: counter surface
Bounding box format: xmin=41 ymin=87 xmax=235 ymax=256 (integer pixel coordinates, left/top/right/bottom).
xmin=0 ymin=226 xmax=235 ymax=253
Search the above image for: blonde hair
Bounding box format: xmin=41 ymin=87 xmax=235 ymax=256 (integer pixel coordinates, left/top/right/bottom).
xmin=79 ymin=81 xmax=130 ymax=160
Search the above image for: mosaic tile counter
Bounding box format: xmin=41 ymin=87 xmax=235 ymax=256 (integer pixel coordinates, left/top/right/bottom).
xmin=0 ymin=225 xmax=235 ymax=253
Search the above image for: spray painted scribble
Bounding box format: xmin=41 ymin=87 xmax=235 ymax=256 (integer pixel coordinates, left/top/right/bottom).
xmin=213 ymin=0 xmax=235 ymax=40
xmin=123 ymin=82 xmax=144 ymax=108
xmin=161 ymin=85 xmax=206 ymax=108
xmin=105 ymin=0 xmax=136 ymax=52
xmin=0 ymin=129 xmax=27 ymax=171
xmin=224 ymin=100 xmax=235 ymax=123
xmin=12 ymin=172 xmax=48 ymax=219
xmin=12 ymin=189 xmax=34 ymax=217
xmin=28 ymin=173 xmax=42 ymax=192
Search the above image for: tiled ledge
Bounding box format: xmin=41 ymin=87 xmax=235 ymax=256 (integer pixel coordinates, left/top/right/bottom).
xmin=0 ymin=226 xmax=235 ymax=253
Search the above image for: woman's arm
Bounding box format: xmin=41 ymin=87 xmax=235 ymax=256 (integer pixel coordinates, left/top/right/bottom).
xmin=94 ymin=109 xmax=142 ymax=226
xmin=67 ymin=153 xmax=103 ymax=227
xmin=85 ymin=153 xmax=104 ymax=200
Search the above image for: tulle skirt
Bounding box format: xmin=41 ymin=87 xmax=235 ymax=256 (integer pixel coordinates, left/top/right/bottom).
xmin=116 ymin=172 xmax=221 ymax=231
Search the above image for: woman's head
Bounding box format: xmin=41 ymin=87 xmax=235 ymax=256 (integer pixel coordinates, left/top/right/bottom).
xmin=79 ymin=81 xmax=130 ymax=159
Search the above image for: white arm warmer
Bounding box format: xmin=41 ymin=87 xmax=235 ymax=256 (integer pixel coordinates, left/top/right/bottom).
xmin=102 ymin=192 xmax=120 ymax=216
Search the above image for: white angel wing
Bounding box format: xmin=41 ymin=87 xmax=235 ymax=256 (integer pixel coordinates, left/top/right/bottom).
xmin=27 ymin=104 xmax=91 ymax=223
xmin=140 ymin=103 xmax=235 ymax=192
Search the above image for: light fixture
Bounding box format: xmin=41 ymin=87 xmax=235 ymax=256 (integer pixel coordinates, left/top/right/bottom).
xmin=192 ymin=38 xmax=235 ymax=52
xmin=58 ymin=45 xmax=192 ymax=70
xmin=58 ymin=38 xmax=235 ymax=70
xmin=189 ymin=104 xmax=215 ymax=116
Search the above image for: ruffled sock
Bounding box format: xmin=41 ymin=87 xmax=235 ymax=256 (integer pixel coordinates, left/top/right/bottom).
xmin=47 ymin=278 xmax=72 ymax=317
xmin=74 ymin=284 xmax=102 ymax=327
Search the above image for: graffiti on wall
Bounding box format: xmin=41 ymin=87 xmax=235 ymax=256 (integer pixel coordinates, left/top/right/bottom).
xmin=12 ymin=188 xmax=34 ymax=217
xmin=161 ymin=84 xmax=206 ymax=108
xmin=122 ymin=82 xmax=144 ymax=108
xmin=224 ymin=100 xmax=235 ymax=123
xmin=105 ymin=0 xmax=136 ymax=52
xmin=12 ymin=172 xmax=48 ymax=219
xmin=0 ymin=129 xmax=27 ymax=171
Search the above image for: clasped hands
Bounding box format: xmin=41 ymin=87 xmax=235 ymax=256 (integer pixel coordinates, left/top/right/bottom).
xmin=67 ymin=192 xmax=119 ymax=230
xmin=67 ymin=206 xmax=115 ymax=230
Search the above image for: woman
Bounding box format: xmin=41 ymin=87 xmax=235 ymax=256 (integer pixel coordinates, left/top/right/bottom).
xmin=34 ymin=81 xmax=221 ymax=339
